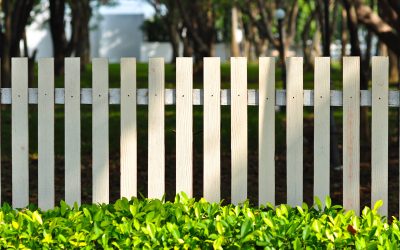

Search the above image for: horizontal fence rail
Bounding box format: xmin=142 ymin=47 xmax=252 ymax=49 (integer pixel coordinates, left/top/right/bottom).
xmin=1 ymin=88 xmax=400 ymax=106
xmin=0 ymin=56 xmax=394 ymax=217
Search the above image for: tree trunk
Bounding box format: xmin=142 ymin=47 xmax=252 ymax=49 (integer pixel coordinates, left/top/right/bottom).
xmin=49 ymin=0 xmax=68 ymax=75
xmin=283 ymin=0 xmax=299 ymax=58
xmin=49 ymin=0 xmax=91 ymax=73
xmin=231 ymin=6 xmax=241 ymax=57
xmin=277 ymin=19 xmax=286 ymax=88
xmin=341 ymin=8 xmax=348 ymax=57
xmin=22 ymin=30 xmax=37 ymax=87
xmin=317 ymin=0 xmax=341 ymax=168
xmin=1 ymin=0 xmax=34 ymax=87
xmin=148 ymin=0 xmax=181 ymax=63
xmin=167 ymin=24 xmax=180 ymax=63
xmin=323 ymin=0 xmax=330 ymax=56
xmin=181 ymin=31 xmax=194 ymax=57
xmin=351 ymin=0 xmax=400 ymax=56
xmin=70 ymin=1 xmax=91 ymax=70
xmin=343 ymin=0 xmax=371 ymax=143
xmin=312 ymin=29 xmax=322 ymax=57
xmin=176 ymin=0 xmax=216 ymax=65
xmin=389 ymin=49 xmax=399 ymax=83
xmin=245 ymin=16 xmax=265 ymax=58
xmin=302 ymin=11 xmax=316 ymax=69
xmin=1 ymin=2 xmax=12 ymax=87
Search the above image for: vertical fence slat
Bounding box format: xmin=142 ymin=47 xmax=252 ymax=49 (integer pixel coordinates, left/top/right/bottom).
xmin=231 ymin=57 xmax=247 ymax=204
xmin=286 ymin=57 xmax=303 ymax=206
xmin=258 ymin=57 xmax=275 ymax=206
xmin=148 ymin=58 xmax=165 ymax=199
xmin=176 ymin=58 xmax=193 ymax=196
xmin=314 ymin=57 xmax=330 ymax=203
xmin=92 ymin=58 xmax=109 ymax=203
xmin=65 ymin=58 xmax=81 ymax=205
xmin=38 ymin=58 xmax=55 ymax=209
xmin=203 ymin=57 xmax=221 ymax=202
xmin=12 ymin=58 xmax=29 ymax=208
xmin=372 ymin=56 xmax=388 ymax=215
xmin=120 ymin=58 xmax=137 ymax=199
xmin=343 ymin=57 xmax=360 ymax=215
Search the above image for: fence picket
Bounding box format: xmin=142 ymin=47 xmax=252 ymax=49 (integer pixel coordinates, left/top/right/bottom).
xmin=120 ymin=58 xmax=137 ymax=199
xmin=65 ymin=58 xmax=81 ymax=205
xmin=343 ymin=57 xmax=360 ymax=215
xmin=3 ymin=56 xmax=399 ymax=214
xmin=258 ymin=57 xmax=275 ymax=206
xmin=12 ymin=58 xmax=29 ymax=208
xmin=372 ymin=56 xmax=389 ymax=216
xmin=92 ymin=58 xmax=109 ymax=203
xmin=286 ymin=57 xmax=303 ymax=206
xmin=203 ymin=57 xmax=221 ymax=202
xmin=38 ymin=58 xmax=55 ymax=210
xmin=148 ymin=58 xmax=165 ymax=199
xmin=231 ymin=57 xmax=247 ymax=204
xmin=314 ymin=57 xmax=330 ymax=203
xmin=176 ymin=58 xmax=193 ymax=196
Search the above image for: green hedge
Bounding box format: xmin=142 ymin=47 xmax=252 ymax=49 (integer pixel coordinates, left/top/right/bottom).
xmin=0 ymin=193 xmax=399 ymax=249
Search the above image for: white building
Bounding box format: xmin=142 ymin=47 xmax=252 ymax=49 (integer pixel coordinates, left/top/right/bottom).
xmin=25 ymin=1 xmax=233 ymax=62
xmin=26 ymin=3 xmax=145 ymax=62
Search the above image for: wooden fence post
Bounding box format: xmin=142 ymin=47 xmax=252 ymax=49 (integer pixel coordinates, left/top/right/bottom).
xmin=231 ymin=57 xmax=247 ymax=204
xmin=176 ymin=57 xmax=193 ymax=197
xmin=148 ymin=58 xmax=165 ymax=199
xmin=371 ymin=56 xmax=389 ymax=216
xmin=258 ymin=57 xmax=275 ymax=206
xmin=314 ymin=57 xmax=330 ymax=204
xmin=343 ymin=57 xmax=360 ymax=215
xmin=92 ymin=58 xmax=109 ymax=204
xmin=38 ymin=58 xmax=55 ymax=210
xmin=286 ymin=57 xmax=303 ymax=206
xmin=203 ymin=57 xmax=221 ymax=202
xmin=12 ymin=58 xmax=29 ymax=208
xmin=120 ymin=58 xmax=137 ymax=199
xmin=65 ymin=58 xmax=81 ymax=206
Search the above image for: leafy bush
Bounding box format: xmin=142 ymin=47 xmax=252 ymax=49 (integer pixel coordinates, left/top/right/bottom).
xmin=0 ymin=193 xmax=399 ymax=249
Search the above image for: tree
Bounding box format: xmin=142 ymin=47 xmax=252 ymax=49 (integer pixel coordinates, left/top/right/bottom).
xmin=348 ymin=0 xmax=400 ymax=56
xmin=342 ymin=0 xmax=374 ymax=143
xmin=0 ymin=0 xmax=37 ymax=87
xmin=238 ymin=0 xmax=300 ymax=88
xmin=145 ymin=0 xmax=182 ymax=63
xmin=69 ymin=1 xmax=92 ymax=69
xmin=141 ymin=16 xmax=171 ymax=42
xmin=231 ymin=6 xmax=241 ymax=57
xmin=49 ymin=0 xmax=115 ymax=75
xmin=175 ymin=0 xmax=217 ymax=63
xmin=145 ymin=0 xmax=230 ymax=66
xmin=49 ymin=0 xmax=91 ymax=74
xmin=49 ymin=0 xmax=69 ymax=75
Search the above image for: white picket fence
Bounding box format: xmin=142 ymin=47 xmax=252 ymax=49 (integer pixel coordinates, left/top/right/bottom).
xmin=0 ymin=56 xmax=393 ymax=216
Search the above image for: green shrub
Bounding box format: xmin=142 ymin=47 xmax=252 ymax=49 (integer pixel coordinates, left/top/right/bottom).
xmin=0 ymin=193 xmax=399 ymax=249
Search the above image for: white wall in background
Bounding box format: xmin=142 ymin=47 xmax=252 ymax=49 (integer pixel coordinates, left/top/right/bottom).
xmin=140 ymin=42 xmax=231 ymax=63
xmin=140 ymin=42 xmax=175 ymax=62
xmin=26 ymin=12 xmax=145 ymax=62
xmin=26 ymin=10 xmax=304 ymax=63
xmin=93 ymin=14 xmax=144 ymax=61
